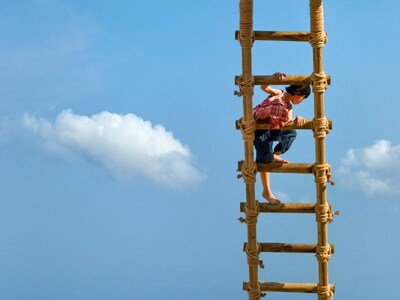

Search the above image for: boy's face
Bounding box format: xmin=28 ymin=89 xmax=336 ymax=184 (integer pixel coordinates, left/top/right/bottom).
xmin=291 ymin=95 xmax=305 ymax=105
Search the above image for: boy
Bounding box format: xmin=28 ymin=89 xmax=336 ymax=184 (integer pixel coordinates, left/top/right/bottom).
xmin=253 ymin=72 xmax=311 ymax=204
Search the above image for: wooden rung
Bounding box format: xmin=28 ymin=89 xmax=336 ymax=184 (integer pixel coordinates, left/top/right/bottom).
xmin=235 ymin=119 xmax=333 ymax=130
xmin=243 ymin=243 xmax=335 ymax=253
xmin=235 ymin=30 xmax=310 ymax=42
xmin=238 ymin=160 xmax=314 ymax=174
xmin=234 ymin=74 xmax=331 ymax=86
xmin=257 ymin=162 xmax=313 ymax=173
xmin=243 ymin=282 xmax=336 ymax=293
xmin=240 ymin=202 xmax=315 ymax=213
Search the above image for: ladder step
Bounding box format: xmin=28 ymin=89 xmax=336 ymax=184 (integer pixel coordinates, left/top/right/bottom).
xmin=235 ymin=30 xmax=310 ymax=42
xmin=235 ymin=118 xmax=333 ymax=130
xmin=240 ymin=202 xmax=315 ymax=213
xmin=243 ymin=282 xmax=336 ymax=293
xmin=243 ymin=243 xmax=335 ymax=253
xmin=238 ymin=161 xmax=314 ymax=174
xmin=235 ymin=74 xmax=331 ymax=86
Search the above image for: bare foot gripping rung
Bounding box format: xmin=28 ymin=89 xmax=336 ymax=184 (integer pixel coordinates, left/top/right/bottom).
xmin=238 ymin=160 xmax=314 ymax=174
xmin=240 ymin=202 xmax=315 ymax=213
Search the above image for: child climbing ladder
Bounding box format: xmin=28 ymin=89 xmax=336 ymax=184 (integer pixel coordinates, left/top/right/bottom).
xmin=253 ymin=72 xmax=311 ymax=205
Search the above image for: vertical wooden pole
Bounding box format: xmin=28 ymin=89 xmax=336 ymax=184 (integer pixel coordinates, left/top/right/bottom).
xmin=310 ymin=1 xmax=332 ymax=299
xmin=238 ymin=1 xmax=260 ymax=300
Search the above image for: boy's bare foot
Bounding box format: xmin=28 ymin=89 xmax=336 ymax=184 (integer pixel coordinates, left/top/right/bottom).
xmin=271 ymin=154 xmax=289 ymax=164
xmin=262 ymin=191 xmax=281 ymax=205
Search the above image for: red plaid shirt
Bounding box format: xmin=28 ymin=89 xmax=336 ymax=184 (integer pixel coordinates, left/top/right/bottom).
xmin=253 ymin=94 xmax=292 ymax=129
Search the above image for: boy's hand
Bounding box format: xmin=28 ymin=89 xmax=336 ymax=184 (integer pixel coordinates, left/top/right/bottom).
xmin=273 ymin=72 xmax=286 ymax=80
xmin=294 ymin=116 xmax=305 ymax=126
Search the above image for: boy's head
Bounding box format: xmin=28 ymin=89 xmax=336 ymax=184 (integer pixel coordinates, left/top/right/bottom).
xmin=285 ymin=85 xmax=311 ymax=99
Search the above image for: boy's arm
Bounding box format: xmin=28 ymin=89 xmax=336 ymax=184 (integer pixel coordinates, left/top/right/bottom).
xmin=287 ymin=108 xmax=305 ymax=126
xmin=287 ymin=108 xmax=293 ymax=120
xmin=260 ymin=72 xmax=286 ymax=96
xmin=260 ymin=85 xmax=282 ymax=96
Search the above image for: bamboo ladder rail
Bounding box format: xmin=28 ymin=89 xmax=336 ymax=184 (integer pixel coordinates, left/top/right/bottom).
xmin=236 ymin=1 xmax=261 ymax=299
xmin=235 ymin=1 xmax=337 ymax=300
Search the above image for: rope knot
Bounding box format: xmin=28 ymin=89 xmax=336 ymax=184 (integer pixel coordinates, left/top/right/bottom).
xmin=238 ymin=160 xmax=257 ymax=184
xmin=234 ymin=76 xmax=255 ymax=97
xmin=311 ymin=71 xmax=328 ymax=93
xmin=238 ymin=118 xmax=256 ymax=142
xmin=312 ymin=117 xmax=330 ymax=139
xmin=316 ymin=244 xmax=332 ymax=263
xmin=317 ymin=284 xmax=334 ymax=300
xmin=244 ymin=242 xmax=264 ymax=269
xmin=309 ymin=1 xmax=327 ymax=49
xmin=238 ymin=0 xmax=254 ymax=49
xmin=316 ymin=203 xmax=339 ymax=224
xmin=247 ymin=282 xmax=266 ymax=299
xmin=238 ymin=30 xmax=255 ymax=48
xmin=239 ymin=201 xmax=260 ymax=225
xmin=312 ymin=163 xmax=335 ymax=186
xmin=309 ymin=31 xmax=328 ymax=48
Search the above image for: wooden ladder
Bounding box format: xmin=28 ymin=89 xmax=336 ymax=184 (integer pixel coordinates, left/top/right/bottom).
xmin=235 ymin=1 xmax=337 ymax=299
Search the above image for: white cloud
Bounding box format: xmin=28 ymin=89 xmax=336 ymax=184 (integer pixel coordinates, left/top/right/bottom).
xmin=337 ymin=139 xmax=400 ymax=198
xmin=22 ymin=110 xmax=205 ymax=188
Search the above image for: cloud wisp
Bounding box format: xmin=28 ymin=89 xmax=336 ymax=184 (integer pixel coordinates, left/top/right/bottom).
xmin=22 ymin=110 xmax=205 ymax=188
xmin=0 ymin=1 xmax=104 ymax=110
xmin=337 ymin=139 xmax=400 ymax=198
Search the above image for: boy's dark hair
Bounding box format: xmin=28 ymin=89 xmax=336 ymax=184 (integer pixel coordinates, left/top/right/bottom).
xmin=285 ymin=85 xmax=311 ymax=99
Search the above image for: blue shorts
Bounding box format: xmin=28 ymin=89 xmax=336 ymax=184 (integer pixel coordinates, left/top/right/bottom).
xmin=254 ymin=129 xmax=297 ymax=163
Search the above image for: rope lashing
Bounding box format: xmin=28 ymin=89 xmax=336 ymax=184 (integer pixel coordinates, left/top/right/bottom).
xmin=309 ymin=30 xmax=327 ymax=49
xmin=234 ymin=76 xmax=255 ymax=97
xmin=317 ymin=284 xmax=334 ymax=300
xmin=244 ymin=243 xmax=264 ymax=269
xmin=312 ymin=117 xmax=330 ymax=139
xmin=239 ymin=200 xmax=260 ymax=225
xmin=239 ymin=0 xmax=254 ymax=49
xmin=238 ymin=118 xmax=256 ymax=141
xmin=309 ymin=0 xmax=327 ymax=49
xmin=238 ymin=30 xmax=255 ymax=48
xmin=247 ymin=282 xmax=266 ymax=300
xmin=238 ymin=160 xmax=257 ymax=184
xmin=311 ymin=71 xmax=328 ymax=93
xmin=316 ymin=245 xmax=332 ymax=263
xmin=315 ymin=203 xmax=329 ymax=223
xmin=312 ymin=163 xmax=335 ymax=186
xmin=316 ymin=203 xmax=340 ymax=224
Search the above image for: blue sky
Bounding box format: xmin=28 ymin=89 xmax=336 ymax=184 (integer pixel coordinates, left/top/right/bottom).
xmin=1 ymin=1 xmax=399 ymax=299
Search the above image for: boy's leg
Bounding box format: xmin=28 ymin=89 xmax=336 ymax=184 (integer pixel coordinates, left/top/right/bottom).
xmin=254 ymin=130 xmax=282 ymax=205
xmin=254 ymin=130 xmax=274 ymax=163
xmin=274 ymin=130 xmax=297 ymax=156
xmin=260 ymin=171 xmax=281 ymax=205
